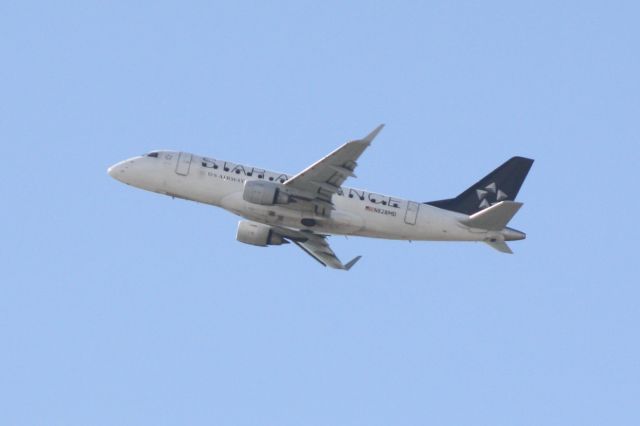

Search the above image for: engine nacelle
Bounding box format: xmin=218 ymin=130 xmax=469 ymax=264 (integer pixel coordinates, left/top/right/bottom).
xmin=242 ymin=180 xmax=290 ymax=206
xmin=236 ymin=220 xmax=286 ymax=246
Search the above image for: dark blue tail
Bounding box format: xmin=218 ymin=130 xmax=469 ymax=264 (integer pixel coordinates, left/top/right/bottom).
xmin=425 ymin=156 xmax=534 ymax=215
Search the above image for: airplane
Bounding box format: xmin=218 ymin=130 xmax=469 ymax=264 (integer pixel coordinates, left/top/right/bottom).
xmin=107 ymin=125 xmax=533 ymax=270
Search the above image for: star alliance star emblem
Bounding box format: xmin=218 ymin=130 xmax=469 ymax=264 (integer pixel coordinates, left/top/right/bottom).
xmin=476 ymin=182 xmax=508 ymax=209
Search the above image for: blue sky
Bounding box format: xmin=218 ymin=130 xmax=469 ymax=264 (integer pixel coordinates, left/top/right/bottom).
xmin=1 ymin=1 xmax=639 ymax=425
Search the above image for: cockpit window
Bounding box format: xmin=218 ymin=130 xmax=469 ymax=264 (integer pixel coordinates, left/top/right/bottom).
xmin=146 ymin=152 xmax=159 ymax=158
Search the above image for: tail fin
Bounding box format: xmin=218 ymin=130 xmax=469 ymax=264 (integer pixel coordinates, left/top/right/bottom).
xmin=426 ymin=156 xmax=534 ymax=215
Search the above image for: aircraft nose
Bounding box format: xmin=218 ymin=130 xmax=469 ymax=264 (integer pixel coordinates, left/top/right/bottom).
xmin=107 ymin=161 xmax=128 ymax=181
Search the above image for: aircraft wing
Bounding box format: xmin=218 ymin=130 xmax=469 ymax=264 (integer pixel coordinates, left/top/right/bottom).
xmin=292 ymin=237 xmax=362 ymax=270
xmin=272 ymin=226 xmax=361 ymax=270
xmin=283 ymin=124 xmax=384 ymax=215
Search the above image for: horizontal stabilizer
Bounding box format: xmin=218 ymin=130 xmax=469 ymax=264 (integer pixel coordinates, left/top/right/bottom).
xmin=461 ymin=201 xmax=523 ymax=230
xmin=485 ymin=240 xmax=513 ymax=254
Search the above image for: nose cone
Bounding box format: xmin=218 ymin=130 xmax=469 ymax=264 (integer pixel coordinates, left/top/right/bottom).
xmin=108 ymin=158 xmax=139 ymax=184
xmin=107 ymin=157 xmax=154 ymax=190
xmin=107 ymin=162 xmax=126 ymax=181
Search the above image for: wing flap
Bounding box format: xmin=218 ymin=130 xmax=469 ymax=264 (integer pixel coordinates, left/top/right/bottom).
xmin=329 ymin=165 xmax=357 ymax=178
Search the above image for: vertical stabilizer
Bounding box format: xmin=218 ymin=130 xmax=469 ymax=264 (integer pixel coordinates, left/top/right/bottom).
xmin=426 ymin=157 xmax=533 ymax=215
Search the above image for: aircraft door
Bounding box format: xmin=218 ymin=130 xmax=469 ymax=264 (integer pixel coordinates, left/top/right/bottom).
xmin=404 ymin=201 xmax=419 ymax=225
xmin=175 ymin=152 xmax=192 ymax=176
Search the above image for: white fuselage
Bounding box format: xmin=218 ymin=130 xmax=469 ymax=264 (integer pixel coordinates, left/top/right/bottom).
xmin=108 ymin=151 xmax=522 ymax=243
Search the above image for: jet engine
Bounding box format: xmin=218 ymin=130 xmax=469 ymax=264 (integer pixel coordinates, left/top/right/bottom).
xmin=236 ymin=220 xmax=287 ymax=246
xmin=242 ymin=180 xmax=290 ymax=205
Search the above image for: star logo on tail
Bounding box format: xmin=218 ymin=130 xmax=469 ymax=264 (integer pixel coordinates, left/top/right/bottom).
xmin=476 ymin=182 xmax=508 ymax=209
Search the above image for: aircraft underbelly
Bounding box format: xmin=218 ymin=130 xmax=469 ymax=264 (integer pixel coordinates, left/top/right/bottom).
xmin=349 ymin=206 xmax=475 ymax=241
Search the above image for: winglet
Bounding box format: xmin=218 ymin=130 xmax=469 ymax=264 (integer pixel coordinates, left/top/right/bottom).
xmin=362 ymin=124 xmax=385 ymax=144
xmin=343 ymin=255 xmax=362 ymax=271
